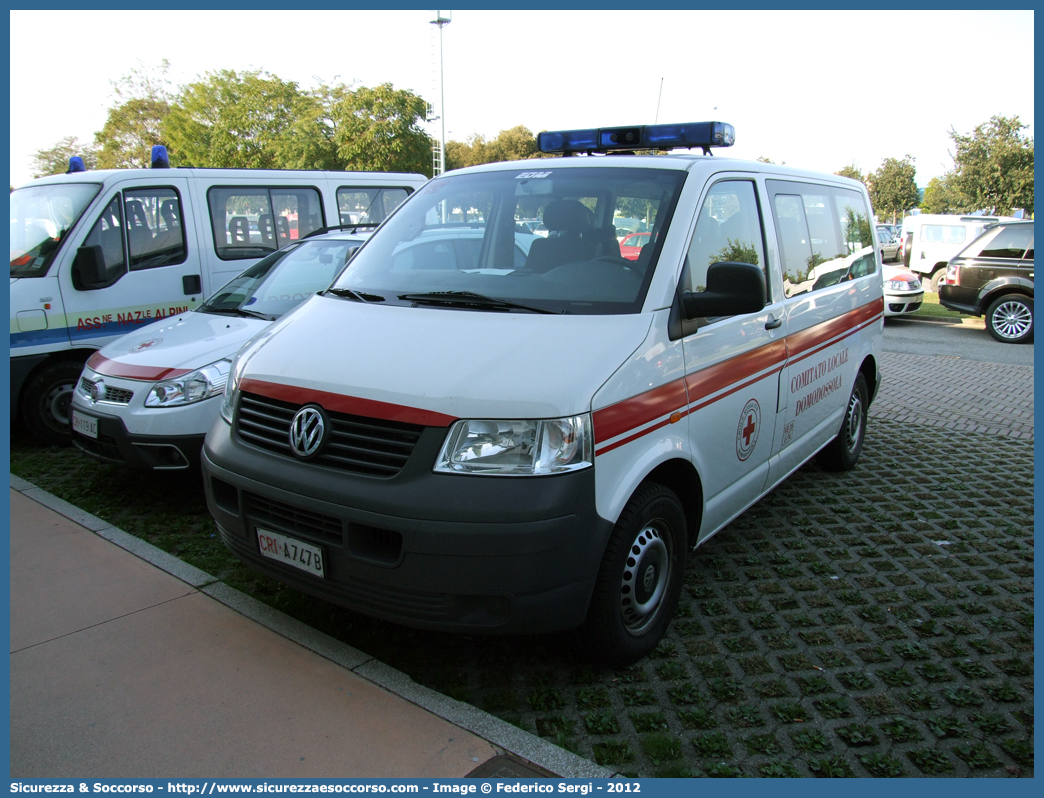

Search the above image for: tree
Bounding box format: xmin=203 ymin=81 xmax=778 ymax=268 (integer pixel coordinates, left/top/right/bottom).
xmin=164 ymin=69 xmax=317 ymax=169
xmin=946 ymin=115 xmax=1033 ymax=215
xmin=327 ymin=83 xmax=433 ymax=176
xmin=867 ymin=156 xmax=919 ymax=224
xmin=94 ymin=60 xmax=173 ymax=169
xmin=31 ymin=136 xmax=97 ymax=178
xmin=834 ymin=164 xmax=865 ymax=184
xmin=446 ymin=126 xmax=543 ymax=170
xmin=920 ymin=176 xmax=957 ymax=214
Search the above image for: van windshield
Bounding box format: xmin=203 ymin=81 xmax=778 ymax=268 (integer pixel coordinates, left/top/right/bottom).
xmin=10 ymin=183 xmax=101 ymax=277
xmin=332 ymin=166 xmax=687 ymax=314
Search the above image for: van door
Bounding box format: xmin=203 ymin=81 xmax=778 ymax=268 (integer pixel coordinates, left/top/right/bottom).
xmin=679 ymin=178 xmax=786 ymax=541
xmin=57 ymin=176 xmax=202 ymax=348
xmin=766 ymin=181 xmax=877 ymax=483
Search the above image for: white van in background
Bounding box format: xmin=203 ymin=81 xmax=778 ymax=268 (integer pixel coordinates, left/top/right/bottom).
xmin=900 ymin=213 xmax=1016 ymax=292
xmin=10 ymin=146 xmax=425 ymax=444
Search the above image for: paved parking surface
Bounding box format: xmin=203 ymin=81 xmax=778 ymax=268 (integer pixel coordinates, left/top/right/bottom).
xmin=9 ymin=349 xmax=1034 ymax=778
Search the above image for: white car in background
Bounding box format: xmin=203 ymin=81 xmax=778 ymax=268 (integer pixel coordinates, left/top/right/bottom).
xmin=882 ymin=264 xmax=924 ymax=317
xmin=69 ymin=230 xmax=369 ymax=470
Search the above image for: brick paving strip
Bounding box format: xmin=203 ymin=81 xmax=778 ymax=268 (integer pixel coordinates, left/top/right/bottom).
xmin=9 ymin=350 xmax=1034 ymax=778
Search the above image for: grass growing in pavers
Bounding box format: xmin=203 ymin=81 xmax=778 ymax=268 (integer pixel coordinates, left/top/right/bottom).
xmin=11 ymin=416 xmax=1033 ymax=778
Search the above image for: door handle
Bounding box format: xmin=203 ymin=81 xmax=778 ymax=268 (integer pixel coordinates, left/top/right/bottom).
xmin=765 ymin=318 xmax=782 ymax=330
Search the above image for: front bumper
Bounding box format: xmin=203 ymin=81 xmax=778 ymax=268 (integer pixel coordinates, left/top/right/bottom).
xmin=883 ymin=289 xmax=924 ymax=317
xmin=71 ymin=404 xmax=205 ymax=470
xmin=201 ymin=418 xmax=613 ymax=634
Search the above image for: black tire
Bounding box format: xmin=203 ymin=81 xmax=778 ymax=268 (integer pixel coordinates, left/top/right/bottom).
xmin=929 ymin=269 xmax=945 ymax=294
xmin=21 ymin=360 xmax=84 ymax=446
xmin=985 ymin=294 xmax=1033 ymax=344
xmin=580 ymin=482 xmax=687 ymax=667
xmin=818 ymin=373 xmax=868 ymax=472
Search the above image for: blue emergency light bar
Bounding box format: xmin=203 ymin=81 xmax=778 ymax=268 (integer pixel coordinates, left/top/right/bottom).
xmin=538 ymin=122 xmax=735 ymax=155
xmin=66 ymin=156 xmax=87 ymax=173
xmin=151 ymin=145 xmax=170 ymax=168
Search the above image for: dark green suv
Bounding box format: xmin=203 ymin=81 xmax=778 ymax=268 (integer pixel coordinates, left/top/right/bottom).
xmin=939 ymin=220 xmax=1034 ymax=343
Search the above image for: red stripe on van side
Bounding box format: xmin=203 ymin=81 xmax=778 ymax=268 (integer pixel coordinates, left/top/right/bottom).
xmin=684 ymin=339 xmax=788 ymax=404
xmin=86 ymin=352 xmax=192 ymax=382
xmin=239 ymin=378 xmax=458 ymax=428
xmin=592 ymin=378 xmax=688 ymax=444
xmin=787 ymin=299 xmax=883 ymax=362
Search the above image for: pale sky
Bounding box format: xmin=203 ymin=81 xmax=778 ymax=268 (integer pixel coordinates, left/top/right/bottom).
xmin=9 ymin=9 xmax=1034 ymax=188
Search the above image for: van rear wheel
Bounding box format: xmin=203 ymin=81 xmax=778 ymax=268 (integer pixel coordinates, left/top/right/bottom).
xmin=581 ymin=482 xmax=686 ymax=667
xmin=21 ymin=361 xmax=83 ymax=447
xmin=818 ymin=373 xmax=868 ymax=472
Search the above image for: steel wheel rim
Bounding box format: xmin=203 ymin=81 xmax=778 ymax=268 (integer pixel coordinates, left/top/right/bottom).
xmin=43 ymin=381 xmax=74 ymax=429
xmin=619 ymin=521 xmax=672 ymax=635
xmin=843 ymin=390 xmax=864 ymax=455
xmin=991 ymin=300 xmax=1032 ymax=340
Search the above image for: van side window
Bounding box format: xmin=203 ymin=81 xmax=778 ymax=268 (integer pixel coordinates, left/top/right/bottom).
xmin=125 ymin=188 xmax=187 ymax=270
xmin=770 ymin=180 xmax=872 ymax=297
xmin=208 ymin=186 xmax=324 ymax=260
xmin=81 ymin=195 xmax=127 ymax=285
xmin=685 ymin=180 xmax=766 ymax=294
xmin=337 ymin=188 xmax=410 ymax=226
xmin=921 ymin=224 xmax=966 ymax=244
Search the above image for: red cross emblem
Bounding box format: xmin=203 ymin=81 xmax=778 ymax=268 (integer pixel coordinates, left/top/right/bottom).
xmin=736 ymin=399 xmax=761 ymax=461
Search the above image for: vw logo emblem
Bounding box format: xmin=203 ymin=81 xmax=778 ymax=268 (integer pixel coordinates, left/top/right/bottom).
xmin=643 ymin=564 xmax=656 ymax=592
xmin=90 ymin=379 xmax=106 ymax=404
xmin=289 ymin=405 xmax=327 ymax=459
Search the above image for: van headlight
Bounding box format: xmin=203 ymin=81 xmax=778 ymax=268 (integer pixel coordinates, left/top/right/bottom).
xmin=435 ymin=415 xmax=593 ymax=476
xmin=145 ymin=360 xmax=231 ymax=408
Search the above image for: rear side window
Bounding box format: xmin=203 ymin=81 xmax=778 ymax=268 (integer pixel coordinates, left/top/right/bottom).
xmin=921 ymin=224 xmax=966 ymax=244
xmin=337 ymin=187 xmax=411 ymax=226
xmin=208 ymin=186 xmax=325 ymax=260
xmin=974 ymin=225 xmax=1034 ymax=260
xmin=769 ymin=180 xmax=876 ymax=298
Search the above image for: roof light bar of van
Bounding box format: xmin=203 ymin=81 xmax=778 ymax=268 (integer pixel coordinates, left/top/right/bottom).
xmin=66 ymin=156 xmax=87 ymax=173
xmin=151 ymin=145 xmax=170 ymax=169
xmin=537 ymin=122 xmax=736 ymax=155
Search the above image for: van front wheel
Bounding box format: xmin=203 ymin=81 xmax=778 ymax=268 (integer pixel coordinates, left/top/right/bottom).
xmin=581 ymin=483 xmax=686 ymax=667
xmin=21 ymin=361 xmax=83 ymax=447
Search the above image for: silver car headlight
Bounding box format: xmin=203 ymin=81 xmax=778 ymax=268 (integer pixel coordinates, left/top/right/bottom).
xmin=435 ymin=415 xmax=593 ymax=476
xmin=145 ymin=359 xmax=230 ymax=408
xmin=218 ymin=352 xmax=247 ymax=424
xmin=887 ymin=278 xmax=920 ymax=291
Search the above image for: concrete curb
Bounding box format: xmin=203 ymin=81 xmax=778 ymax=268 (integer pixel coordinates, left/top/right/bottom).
xmin=9 ymin=473 xmax=615 ymax=780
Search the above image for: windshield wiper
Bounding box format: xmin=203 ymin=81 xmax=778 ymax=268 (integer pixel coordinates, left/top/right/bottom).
xmin=397 ymin=291 xmax=561 ymax=314
xmin=324 ymin=287 xmax=386 ymax=303
xmin=203 ymin=307 xmax=275 ymax=321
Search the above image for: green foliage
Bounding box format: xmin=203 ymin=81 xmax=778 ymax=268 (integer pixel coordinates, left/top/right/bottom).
xmin=165 ymin=69 xmax=319 ymax=169
xmin=30 ymin=136 xmax=97 ymax=179
xmin=946 ymin=115 xmax=1034 ymax=215
xmin=867 ymin=156 xmax=919 ymax=224
xmin=920 ymin=176 xmax=957 ymax=214
xmin=446 ymin=125 xmax=544 ymax=170
xmin=94 ymin=60 xmax=173 ymax=169
xmin=834 ymin=164 xmax=865 ymax=183
xmin=327 ymin=83 xmax=433 ymax=175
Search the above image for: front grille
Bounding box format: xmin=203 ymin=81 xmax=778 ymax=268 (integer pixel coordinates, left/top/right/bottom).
xmin=79 ymin=377 xmax=134 ymax=405
xmin=244 ymin=491 xmax=343 ymax=545
xmin=75 ymin=432 xmax=123 ymax=462
xmin=235 ymin=391 xmax=423 ymax=477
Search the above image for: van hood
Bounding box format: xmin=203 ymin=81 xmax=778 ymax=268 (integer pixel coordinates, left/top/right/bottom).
xmin=90 ymin=310 xmax=270 ymax=380
xmin=238 ymin=295 xmax=653 ymax=421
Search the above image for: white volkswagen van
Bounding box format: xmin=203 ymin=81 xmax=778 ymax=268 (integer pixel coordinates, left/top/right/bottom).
xmin=201 ymin=123 xmax=884 ymax=664
xmin=10 ymin=147 xmax=425 ymax=444
xmin=69 ymin=230 xmax=369 ymax=470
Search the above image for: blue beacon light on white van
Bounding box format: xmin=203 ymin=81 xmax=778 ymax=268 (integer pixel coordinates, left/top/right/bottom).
xmin=151 ymin=145 xmax=170 ymax=169
xmin=66 ymin=156 xmax=87 ymax=173
xmin=538 ymin=122 xmax=736 ymax=155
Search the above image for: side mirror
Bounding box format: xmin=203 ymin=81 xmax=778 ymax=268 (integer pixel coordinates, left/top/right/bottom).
xmin=71 ymin=245 xmax=108 ymax=290
xmin=681 ymin=261 xmax=766 ymax=319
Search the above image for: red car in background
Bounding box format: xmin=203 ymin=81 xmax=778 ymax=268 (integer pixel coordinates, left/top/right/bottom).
xmin=619 ymin=232 xmax=651 ymax=261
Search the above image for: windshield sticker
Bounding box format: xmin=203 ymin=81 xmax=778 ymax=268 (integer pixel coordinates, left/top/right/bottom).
xmin=515 ymin=171 xmax=552 ymax=179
